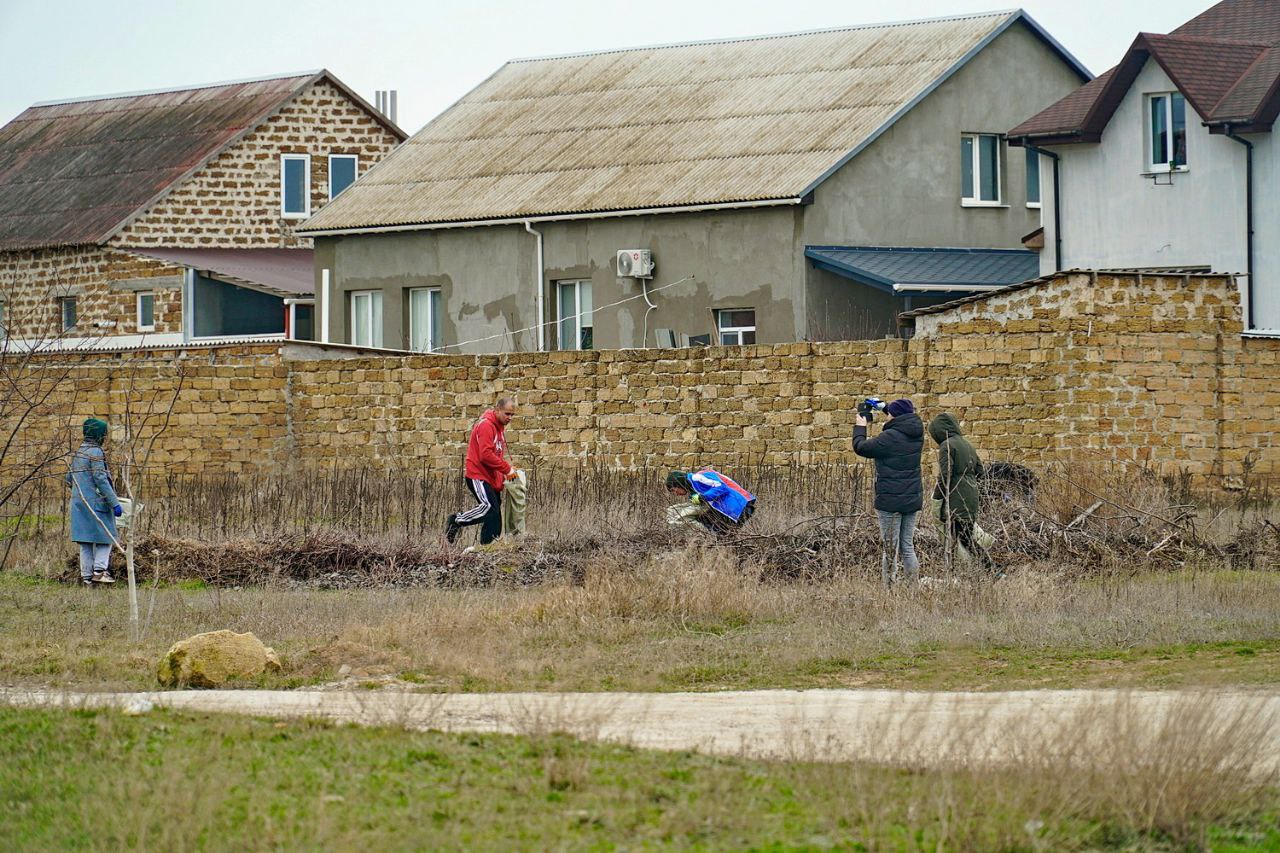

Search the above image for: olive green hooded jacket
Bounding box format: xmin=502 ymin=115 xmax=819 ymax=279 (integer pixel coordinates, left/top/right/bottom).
xmin=928 ymin=413 xmax=983 ymax=522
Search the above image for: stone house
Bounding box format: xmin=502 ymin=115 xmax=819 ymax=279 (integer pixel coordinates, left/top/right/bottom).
xmin=1009 ymin=0 xmax=1280 ymax=336
xmin=299 ymin=11 xmax=1089 ymax=353
xmin=0 ymin=70 xmax=406 ymax=347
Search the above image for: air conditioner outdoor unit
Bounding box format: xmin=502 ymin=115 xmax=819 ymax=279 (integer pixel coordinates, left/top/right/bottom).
xmin=616 ymin=249 xmax=655 ymax=279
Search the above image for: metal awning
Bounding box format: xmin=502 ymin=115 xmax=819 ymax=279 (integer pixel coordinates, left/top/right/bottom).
xmin=128 ymin=248 xmax=314 ymax=298
xmin=805 ymin=245 xmax=1040 ymax=296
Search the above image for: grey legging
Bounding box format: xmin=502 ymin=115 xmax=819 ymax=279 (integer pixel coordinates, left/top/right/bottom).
xmin=875 ymin=510 xmax=919 ymax=584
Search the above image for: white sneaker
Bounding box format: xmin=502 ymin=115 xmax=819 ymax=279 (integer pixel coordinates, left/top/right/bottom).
xmin=91 ymin=571 xmax=116 ymax=584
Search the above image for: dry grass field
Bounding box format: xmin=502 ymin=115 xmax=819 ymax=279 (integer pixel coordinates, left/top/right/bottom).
xmin=0 ymin=463 xmax=1276 ymax=694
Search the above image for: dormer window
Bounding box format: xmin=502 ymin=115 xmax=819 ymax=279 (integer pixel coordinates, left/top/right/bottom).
xmin=1147 ymin=92 xmax=1187 ymax=172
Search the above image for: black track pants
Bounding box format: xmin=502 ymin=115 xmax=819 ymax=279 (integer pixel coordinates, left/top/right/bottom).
xmin=453 ymin=477 xmax=503 ymax=545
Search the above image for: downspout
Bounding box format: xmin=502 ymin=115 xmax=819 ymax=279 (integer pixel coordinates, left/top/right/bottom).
xmin=320 ymin=268 xmax=331 ymax=344
xmin=523 ymin=221 xmax=545 ymax=351
xmin=1022 ymin=140 xmax=1062 ymax=272
xmin=1225 ymin=126 xmax=1255 ymax=330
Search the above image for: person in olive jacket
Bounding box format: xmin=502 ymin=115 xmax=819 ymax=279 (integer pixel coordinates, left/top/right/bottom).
xmin=853 ymin=398 xmax=924 ymax=585
xmin=928 ymin=412 xmax=998 ymax=576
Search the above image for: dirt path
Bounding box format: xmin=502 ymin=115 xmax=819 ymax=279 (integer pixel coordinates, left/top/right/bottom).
xmin=5 ymin=687 xmax=1279 ymax=773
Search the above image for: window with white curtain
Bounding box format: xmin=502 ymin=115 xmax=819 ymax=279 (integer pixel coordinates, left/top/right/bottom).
xmin=409 ymin=287 xmax=442 ymax=352
xmin=350 ymin=290 xmax=383 ymax=348
xmin=961 ymin=133 xmax=1002 ymax=205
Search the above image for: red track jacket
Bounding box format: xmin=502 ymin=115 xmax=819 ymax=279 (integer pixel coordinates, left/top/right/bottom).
xmin=464 ymin=409 xmax=513 ymax=491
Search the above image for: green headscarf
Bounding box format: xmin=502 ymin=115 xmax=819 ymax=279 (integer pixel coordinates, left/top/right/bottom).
xmin=82 ymin=418 xmax=108 ymax=445
xmin=665 ymin=471 xmax=691 ymax=492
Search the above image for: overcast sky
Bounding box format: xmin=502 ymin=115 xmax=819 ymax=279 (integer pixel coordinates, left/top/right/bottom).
xmin=1 ymin=0 xmax=1215 ymax=132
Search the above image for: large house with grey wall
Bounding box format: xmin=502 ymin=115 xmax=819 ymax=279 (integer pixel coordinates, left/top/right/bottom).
xmin=299 ymin=11 xmax=1089 ymax=352
xmin=1009 ymin=0 xmax=1280 ymax=335
xmin=0 ymin=70 xmax=405 ymax=348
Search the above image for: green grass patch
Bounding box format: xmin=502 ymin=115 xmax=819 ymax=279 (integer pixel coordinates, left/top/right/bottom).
xmin=1 ymin=706 xmax=1275 ymax=851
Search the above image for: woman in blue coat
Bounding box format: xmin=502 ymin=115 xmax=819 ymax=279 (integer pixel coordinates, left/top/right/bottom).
xmin=66 ymin=418 xmax=122 ymax=585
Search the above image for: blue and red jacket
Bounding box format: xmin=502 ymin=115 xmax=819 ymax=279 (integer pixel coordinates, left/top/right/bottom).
xmin=688 ymin=469 xmax=756 ymax=522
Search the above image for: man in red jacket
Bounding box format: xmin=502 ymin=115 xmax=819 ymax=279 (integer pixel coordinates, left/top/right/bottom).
xmin=445 ymin=396 xmax=518 ymax=546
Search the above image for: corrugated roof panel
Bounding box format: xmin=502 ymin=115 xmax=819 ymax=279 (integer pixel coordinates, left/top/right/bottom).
xmin=806 ymin=246 xmax=1040 ymax=290
xmin=302 ymin=12 xmax=1025 ymax=231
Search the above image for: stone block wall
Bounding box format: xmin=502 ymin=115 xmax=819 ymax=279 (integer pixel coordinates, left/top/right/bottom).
xmin=9 ymin=345 xmax=291 ymax=477
xmin=111 ymin=80 xmax=403 ymax=250
xmin=0 ymin=247 xmax=183 ymax=338
xmin=6 ymin=272 xmax=1278 ymax=487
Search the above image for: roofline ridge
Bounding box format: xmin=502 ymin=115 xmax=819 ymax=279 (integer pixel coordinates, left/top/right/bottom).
xmin=507 ymin=9 xmax=1019 ymax=64
xmin=29 ymin=70 xmax=324 ymax=108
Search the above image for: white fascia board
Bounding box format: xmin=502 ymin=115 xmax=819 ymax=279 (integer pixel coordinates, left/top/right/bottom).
xmin=891 ymin=283 xmax=1008 ymax=292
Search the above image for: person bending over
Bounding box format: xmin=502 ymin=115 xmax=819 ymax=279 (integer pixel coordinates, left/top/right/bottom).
xmin=665 ymin=469 xmax=756 ymax=535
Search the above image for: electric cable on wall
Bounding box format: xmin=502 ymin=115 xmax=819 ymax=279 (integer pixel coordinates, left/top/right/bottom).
xmin=435 ymin=275 xmax=695 ymax=353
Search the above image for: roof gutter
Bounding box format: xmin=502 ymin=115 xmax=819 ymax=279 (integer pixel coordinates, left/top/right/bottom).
xmin=298 ymin=197 xmax=805 ymax=238
xmin=1019 ymin=139 xmax=1062 ymax=272
xmin=892 ymin=283 xmax=1008 ymax=293
xmin=1225 ymin=125 xmax=1255 ymax=330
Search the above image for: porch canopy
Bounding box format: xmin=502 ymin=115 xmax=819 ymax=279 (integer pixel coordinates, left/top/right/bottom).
xmin=805 ymin=245 xmax=1039 ymax=298
xmin=131 ymin=247 xmax=314 ymax=298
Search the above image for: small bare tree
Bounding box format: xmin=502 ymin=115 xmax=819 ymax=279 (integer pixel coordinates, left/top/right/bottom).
xmin=0 ymin=269 xmax=102 ymax=570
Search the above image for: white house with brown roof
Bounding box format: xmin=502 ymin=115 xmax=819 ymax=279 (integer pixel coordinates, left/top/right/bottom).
xmin=300 ymin=11 xmax=1089 ymax=352
xmin=1010 ymin=0 xmax=1280 ymax=335
xmin=0 ymin=70 xmax=406 ymax=347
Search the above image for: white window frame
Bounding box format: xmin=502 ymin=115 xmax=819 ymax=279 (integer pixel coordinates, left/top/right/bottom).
xmin=327 ymin=154 xmax=359 ymax=201
xmin=1025 ymin=147 xmax=1042 ymax=210
xmin=557 ymin=280 xmax=593 ymax=351
xmin=349 ymin=289 xmax=383 ymax=348
xmin=961 ymin=133 xmax=1004 ymax=207
xmin=280 ymin=153 xmax=312 ymax=219
xmin=1146 ymin=92 xmax=1189 ymax=174
xmin=716 ymin=308 xmax=756 ymax=346
xmin=286 ymin=302 xmax=315 ymax=340
xmin=136 ymin=290 xmax=155 ymax=332
xmin=408 ymin=287 xmax=442 ymax=353
xmin=59 ymin=296 xmax=77 ymax=332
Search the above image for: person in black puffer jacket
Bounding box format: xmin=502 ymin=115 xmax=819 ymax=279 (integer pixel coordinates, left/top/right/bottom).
xmin=853 ymin=398 xmax=924 ymax=585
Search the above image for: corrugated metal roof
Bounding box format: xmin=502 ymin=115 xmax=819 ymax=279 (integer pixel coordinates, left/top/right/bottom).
xmin=129 ymin=248 xmax=315 ymax=296
xmin=0 ymin=71 xmax=405 ymax=253
xmin=805 ymin=245 xmax=1039 ymax=293
xmin=302 ymin=11 xmax=1084 ymax=233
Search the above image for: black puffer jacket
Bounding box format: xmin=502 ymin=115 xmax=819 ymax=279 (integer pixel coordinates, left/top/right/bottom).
xmin=853 ymin=413 xmax=924 ymax=513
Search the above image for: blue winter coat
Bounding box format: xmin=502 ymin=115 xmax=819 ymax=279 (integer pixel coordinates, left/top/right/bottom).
xmin=66 ymin=442 xmax=120 ymax=545
xmin=689 ymin=469 xmax=756 ymax=523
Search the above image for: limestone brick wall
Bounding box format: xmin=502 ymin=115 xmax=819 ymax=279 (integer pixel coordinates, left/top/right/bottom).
xmin=111 ymin=80 xmax=403 ymax=249
xmin=0 ymin=247 xmax=183 ymax=338
xmin=1236 ymin=336 xmax=1280 ymax=481
xmin=5 ymin=272 xmax=1278 ymax=486
xmin=908 ymin=272 xmax=1267 ymax=483
xmin=10 ymin=345 xmax=290 ymax=478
